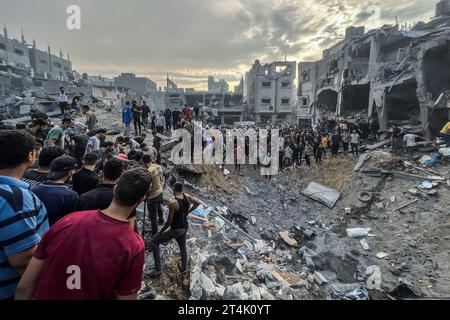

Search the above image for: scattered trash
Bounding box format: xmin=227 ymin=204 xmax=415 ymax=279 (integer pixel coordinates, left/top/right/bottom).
xmin=376 ymin=252 xmax=389 ymax=259
xmin=330 ymin=284 xmax=369 ymax=300
xmin=438 ymin=147 xmax=450 ymax=157
xmin=358 ymin=191 xmax=374 ymax=203
xmin=391 ymin=279 xmax=422 ymax=299
xmin=313 ymin=271 xmax=328 ymax=285
xmin=279 ymin=230 xmax=298 ymax=247
xmin=360 ymin=239 xmax=370 ymax=251
xmin=419 ymin=154 xmax=438 ymax=167
xmin=420 ymin=181 xmax=433 ymax=190
xmin=391 ymin=199 xmax=419 ymax=212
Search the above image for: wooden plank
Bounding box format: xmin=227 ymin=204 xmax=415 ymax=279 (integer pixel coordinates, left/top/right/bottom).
xmin=279 ymin=230 xmax=298 ymax=247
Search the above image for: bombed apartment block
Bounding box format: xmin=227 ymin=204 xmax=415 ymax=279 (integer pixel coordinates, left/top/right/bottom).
xmin=298 ymin=0 xmax=450 ymax=137
xmin=0 ymin=26 xmax=73 ymax=93
xmin=244 ymin=60 xmax=297 ymax=123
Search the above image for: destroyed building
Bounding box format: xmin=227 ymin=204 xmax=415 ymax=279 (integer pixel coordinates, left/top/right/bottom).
xmin=0 ymin=26 xmax=72 ymax=85
xmin=298 ymin=0 xmax=450 ymax=137
xmin=244 ymin=60 xmax=297 ymax=123
xmin=114 ymin=73 xmax=158 ymax=96
xmin=208 ymin=76 xmax=229 ymax=94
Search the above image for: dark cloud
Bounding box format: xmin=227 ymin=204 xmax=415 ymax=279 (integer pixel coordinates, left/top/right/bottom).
xmin=0 ymin=0 xmax=436 ymax=89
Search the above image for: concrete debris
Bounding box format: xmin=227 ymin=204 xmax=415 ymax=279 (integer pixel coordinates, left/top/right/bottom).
xmin=346 ymin=228 xmax=372 ymax=238
xmin=376 ymin=252 xmax=389 ymax=259
xmin=354 ymin=153 xmax=372 ymax=172
xmin=279 ymin=230 xmax=298 ymax=247
xmin=360 ymin=239 xmax=370 ymax=251
xmin=302 ymin=182 xmax=341 ymax=208
xmin=313 ymin=271 xmax=329 ymax=285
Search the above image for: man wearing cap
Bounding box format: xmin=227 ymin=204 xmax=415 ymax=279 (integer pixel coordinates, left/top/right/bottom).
xmin=31 ymin=156 xmax=79 ymax=226
xmin=72 ymin=153 xmax=99 ymax=196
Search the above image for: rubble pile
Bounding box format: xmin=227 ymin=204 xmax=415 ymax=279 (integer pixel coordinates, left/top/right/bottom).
xmin=131 ymin=137 xmax=449 ymax=300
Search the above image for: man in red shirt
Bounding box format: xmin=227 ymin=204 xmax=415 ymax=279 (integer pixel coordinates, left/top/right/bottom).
xmin=15 ymin=168 xmax=152 ymax=300
xmin=182 ymin=104 xmax=191 ymax=120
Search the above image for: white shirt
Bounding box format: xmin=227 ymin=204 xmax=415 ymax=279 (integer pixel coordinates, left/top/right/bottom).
xmin=404 ymin=134 xmax=418 ymax=147
xmin=59 ymin=92 xmax=68 ymax=103
xmin=85 ymin=136 xmax=100 ymax=155
xmin=350 ymin=133 xmax=360 ymax=145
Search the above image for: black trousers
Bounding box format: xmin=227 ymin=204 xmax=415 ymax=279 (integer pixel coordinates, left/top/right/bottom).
xmin=331 ymin=144 xmax=339 ymax=155
xmin=343 ymin=142 xmax=349 ymax=153
xmin=351 ymin=143 xmax=359 ymax=156
xmin=156 ymin=126 xmax=164 ymax=134
xmin=150 ymin=228 xmax=188 ymax=272
xmin=305 ymin=155 xmax=311 ymax=166
xmin=59 ymin=102 xmax=68 ymax=116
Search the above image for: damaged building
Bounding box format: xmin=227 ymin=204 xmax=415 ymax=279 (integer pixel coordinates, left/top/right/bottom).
xmin=0 ymin=26 xmax=72 ymax=85
xmin=298 ymin=0 xmax=450 ymax=137
xmin=244 ymin=60 xmax=297 ymax=123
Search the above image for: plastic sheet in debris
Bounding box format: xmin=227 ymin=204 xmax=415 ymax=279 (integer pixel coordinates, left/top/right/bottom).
xmin=330 ymin=285 xmax=369 ymax=300
xmin=212 ymin=217 xmax=225 ymax=232
xmin=419 ymin=154 xmax=439 ymax=167
xmin=439 ymin=147 xmax=450 ymax=157
xmin=191 ymin=206 xmax=216 ymax=217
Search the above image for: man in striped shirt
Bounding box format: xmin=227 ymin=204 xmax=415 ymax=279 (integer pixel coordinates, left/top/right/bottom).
xmin=0 ymin=130 xmax=49 ymax=300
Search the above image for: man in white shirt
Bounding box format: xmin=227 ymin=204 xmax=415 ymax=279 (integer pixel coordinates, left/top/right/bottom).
xmin=58 ymin=87 xmax=69 ymax=117
xmin=85 ymin=129 xmax=107 ymax=156
xmin=403 ymin=133 xmax=422 ymax=154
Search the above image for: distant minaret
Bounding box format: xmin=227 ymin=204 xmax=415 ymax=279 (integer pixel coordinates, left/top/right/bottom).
xmin=3 ymin=25 xmax=7 ymax=39
xmin=33 ymin=39 xmax=37 ymax=49
xmin=21 ymin=27 xmax=25 ymax=44
xmin=48 ymin=45 xmax=53 ymax=73
xmin=60 ymin=49 xmax=63 ymax=60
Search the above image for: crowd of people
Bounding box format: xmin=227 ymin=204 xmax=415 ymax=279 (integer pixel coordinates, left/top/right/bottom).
xmin=0 ymin=104 xmax=202 ymax=300
xmin=122 ymin=100 xmax=201 ymax=137
xmin=1 ymin=95 xmax=449 ymax=300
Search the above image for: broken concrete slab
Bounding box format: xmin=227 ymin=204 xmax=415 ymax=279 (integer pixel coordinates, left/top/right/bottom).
xmin=279 ymin=230 xmax=298 ymax=247
xmin=302 ymin=182 xmax=341 ymax=208
xmin=354 ymin=153 xmax=372 ymax=172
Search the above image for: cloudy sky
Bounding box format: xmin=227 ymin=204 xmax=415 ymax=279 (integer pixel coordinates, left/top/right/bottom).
xmin=0 ymin=0 xmax=436 ymax=90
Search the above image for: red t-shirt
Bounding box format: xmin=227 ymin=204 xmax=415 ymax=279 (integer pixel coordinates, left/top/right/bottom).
xmin=32 ymin=210 xmax=145 ymax=300
xmin=183 ymin=107 xmax=191 ymax=117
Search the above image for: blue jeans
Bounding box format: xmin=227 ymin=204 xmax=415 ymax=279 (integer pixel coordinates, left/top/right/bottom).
xmin=124 ymin=123 xmax=132 ymax=137
xmin=441 ymin=133 xmax=450 ymax=147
